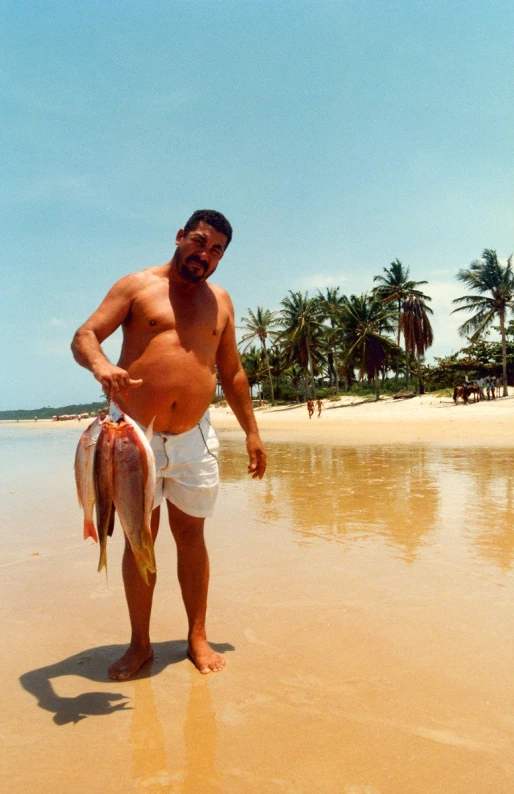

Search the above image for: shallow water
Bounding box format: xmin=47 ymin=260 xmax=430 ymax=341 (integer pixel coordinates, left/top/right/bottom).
xmin=2 ymin=426 xmax=514 ymax=793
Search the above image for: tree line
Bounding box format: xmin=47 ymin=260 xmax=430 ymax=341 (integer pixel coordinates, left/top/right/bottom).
xmin=235 ymin=249 xmax=514 ymax=403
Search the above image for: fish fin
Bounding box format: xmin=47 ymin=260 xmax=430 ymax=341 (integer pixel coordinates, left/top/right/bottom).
xmin=145 ymin=417 xmax=156 ymax=442
xmin=83 ymin=519 xmax=98 ymax=544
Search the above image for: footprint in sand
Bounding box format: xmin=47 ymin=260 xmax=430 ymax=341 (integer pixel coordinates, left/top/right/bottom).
xmin=243 ymin=628 xmax=263 ymax=645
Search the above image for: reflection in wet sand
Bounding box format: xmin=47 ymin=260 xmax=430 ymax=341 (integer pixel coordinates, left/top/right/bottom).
xmin=220 ymin=439 xmax=514 ymax=573
xmin=183 ymin=678 xmax=219 ymax=794
xmin=447 ymin=449 xmax=514 ymax=570
xmin=4 ymin=427 xmax=514 ymax=792
xmin=130 ymin=677 xmax=168 ymax=791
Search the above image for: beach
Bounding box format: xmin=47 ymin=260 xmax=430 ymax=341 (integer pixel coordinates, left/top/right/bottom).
xmin=211 ymin=390 xmax=514 ymax=446
xmin=2 ymin=395 xmax=514 ymax=793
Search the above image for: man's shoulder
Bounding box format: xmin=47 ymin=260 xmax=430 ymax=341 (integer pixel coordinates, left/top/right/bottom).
xmin=114 ymin=264 xmax=168 ymax=294
xmin=208 ymin=281 xmax=232 ymax=303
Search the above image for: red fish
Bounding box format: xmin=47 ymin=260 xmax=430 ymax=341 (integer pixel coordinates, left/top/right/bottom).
xmin=92 ymin=411 xmax=156 ymax=583
xmin=74 ymin=415 xmax=103 ymax=543
xmin=112 ymin=415 xmax=156 ymax=585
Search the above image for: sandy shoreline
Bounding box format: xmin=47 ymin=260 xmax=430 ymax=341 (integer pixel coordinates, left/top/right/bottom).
xmin=3 ymin=397 xmax=514 ymax=791
xmin=211 ymin=392 xmax=514 ymax=447
xmin=4 ymin=391 xmax=514 ymax=447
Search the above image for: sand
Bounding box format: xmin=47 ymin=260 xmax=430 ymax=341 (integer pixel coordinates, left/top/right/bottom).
xmin=210 ymin=390 xmax=514 ymax=446
xmin=2 ymin=394 xmax=514 ymax=793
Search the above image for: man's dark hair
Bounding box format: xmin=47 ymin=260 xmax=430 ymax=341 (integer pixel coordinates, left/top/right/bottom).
xmin=183 ymin=209 xmax=233 ymax=249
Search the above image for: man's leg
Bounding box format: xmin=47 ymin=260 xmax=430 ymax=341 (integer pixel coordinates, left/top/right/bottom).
xmin=108 ymin=506 xmax=161 ymax=681
xmin=166 ymin=500 xmax=226 ymax=674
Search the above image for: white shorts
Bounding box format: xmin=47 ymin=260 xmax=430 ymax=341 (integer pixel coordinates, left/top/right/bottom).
xmin=150 ymin=412 xmax=220 ymax=518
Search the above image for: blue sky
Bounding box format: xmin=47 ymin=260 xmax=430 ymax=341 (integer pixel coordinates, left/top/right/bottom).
xmin=2 ymin=0 xmax=513 ymax=409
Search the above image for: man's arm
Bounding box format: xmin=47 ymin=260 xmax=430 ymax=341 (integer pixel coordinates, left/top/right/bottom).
xmin=216 ymin=295 xmax=266 ymax=479
xmin=71 ymin=274 xmax=143 ymax=395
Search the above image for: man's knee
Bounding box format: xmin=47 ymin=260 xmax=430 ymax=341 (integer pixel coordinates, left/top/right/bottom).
xmin=166 ymin=500 xmax=205 ymax=540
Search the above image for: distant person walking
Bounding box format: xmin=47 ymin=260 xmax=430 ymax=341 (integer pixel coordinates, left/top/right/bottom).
xmin=316 ymin=399 xmax=323 ymax=417
xmin=307 ymin=398 xmax=314 ymax=419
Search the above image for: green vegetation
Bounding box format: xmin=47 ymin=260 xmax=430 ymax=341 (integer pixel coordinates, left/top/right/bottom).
xmin=6 ymin=249 xmax=514 ymax=414
xmin=235 ymin=248 xmax=514 ymax=402
xmin=0 ymin=402 xmax=107 ymax=421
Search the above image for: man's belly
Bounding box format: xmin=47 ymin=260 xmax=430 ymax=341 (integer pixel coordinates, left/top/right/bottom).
xmin=114 ymin=361 xmax=217 ymax=434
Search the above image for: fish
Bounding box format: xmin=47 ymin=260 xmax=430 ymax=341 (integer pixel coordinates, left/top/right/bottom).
xmin=74 ymin=415 xmax=103 ymax=543
xmin=92 ymin=408 xmax=156 ymax=584
xmin=111 ymin=414 xmax=156 ymax=585
xmin=93 ymin=418 xmax=117 ymax=575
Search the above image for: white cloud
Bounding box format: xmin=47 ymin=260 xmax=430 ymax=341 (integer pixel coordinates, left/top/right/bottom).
xmin=49 ymin=317 xmax=65 ymax=327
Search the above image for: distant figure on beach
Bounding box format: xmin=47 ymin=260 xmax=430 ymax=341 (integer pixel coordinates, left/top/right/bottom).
xmin=486 ymin=377 xmax=495 ymax=400
xmin=34 ymin=416 xmax=37 ymax=422
xmin=71 ymin=209 xmax=266 ymax=679
xmin=307 ymin=398 xmax=314 ymax=419
xmin=476 ymin=377 xmax=485 ymax=401
xmin=495 ymin=376 xmax=502 ymax=397
xmin=316 ymin=399 xmax=323 ymax=417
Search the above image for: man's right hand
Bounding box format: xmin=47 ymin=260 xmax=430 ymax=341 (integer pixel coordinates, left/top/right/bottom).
xmin=92 ymin=362 xmax=143 ymax=395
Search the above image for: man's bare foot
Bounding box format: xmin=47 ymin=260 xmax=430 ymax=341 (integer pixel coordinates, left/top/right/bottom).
xmin=108 ymin=644 xmax=154 ymax=681
xmin=187 ymin=637 xmax=226 ymax=674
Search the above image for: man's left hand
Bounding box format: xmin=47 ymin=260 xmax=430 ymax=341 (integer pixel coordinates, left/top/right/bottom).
xmin=246 ymin=432 xmax=266 ymax=479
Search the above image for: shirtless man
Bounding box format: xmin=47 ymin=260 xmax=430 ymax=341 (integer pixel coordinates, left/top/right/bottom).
xmin=71 ymin=209 xmax=266 ymax=679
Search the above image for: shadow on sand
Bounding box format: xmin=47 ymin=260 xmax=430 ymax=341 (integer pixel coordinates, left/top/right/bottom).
xmin=19 ymin=639 xmax=235 ymax=725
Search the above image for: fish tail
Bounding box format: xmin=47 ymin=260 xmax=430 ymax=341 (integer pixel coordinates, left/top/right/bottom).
xmin=142 ymin=527 xmax=156 ymax=572
xmin=134 ymin=553 xmax=150 ymax=586
xmin=98 ymin=539 xmax=108 ymax=574
xmin=83 ymin=518 xmax=98 ymax=543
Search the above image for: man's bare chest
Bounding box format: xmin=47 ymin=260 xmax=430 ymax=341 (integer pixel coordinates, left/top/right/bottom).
xmin=124 ymin=286 xmax=225 ymax=346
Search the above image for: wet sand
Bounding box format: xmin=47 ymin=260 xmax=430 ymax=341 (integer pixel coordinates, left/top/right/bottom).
xmin=2 ymin=401 xmax=514 ymax=793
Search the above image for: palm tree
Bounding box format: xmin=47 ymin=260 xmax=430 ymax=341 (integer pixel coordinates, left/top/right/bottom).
xmin=315 ymin=287 xmax=348 ymax=391
xmin=283 ymin=362 xmax=303 ymax=402
xmin=240 ymin=347 xmax=263 ymax=403
xmin=374 ymin=259 xmax=430 ymax=383
xmin=399 ymin=295 xmax=434 ymax=394
xmin=239 ymin=307 xmax=280 ymax=405
xmin=278 ymin=291 xmax=324 ymax=399
xmin=340 ymin=294 xmax=399 ymax=400
xmin=453 ymin=249 xmax=514 ymax=397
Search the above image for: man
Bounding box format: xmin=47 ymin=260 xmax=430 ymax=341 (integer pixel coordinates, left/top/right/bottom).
xmin=476 ymin=376 xmax=485 ymax=401
xmin=71 ymin=209 xmax=266 ymax=679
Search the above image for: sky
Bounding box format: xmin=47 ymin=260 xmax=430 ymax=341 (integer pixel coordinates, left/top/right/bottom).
xmin=2 ymin=0 xmax=513 ymax=409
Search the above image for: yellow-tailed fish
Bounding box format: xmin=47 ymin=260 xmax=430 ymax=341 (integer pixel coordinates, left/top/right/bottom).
xmin=74 ymin=415 xmax=103 ymax=543
xmin=112 ymin=414 xmax=156 ymax=585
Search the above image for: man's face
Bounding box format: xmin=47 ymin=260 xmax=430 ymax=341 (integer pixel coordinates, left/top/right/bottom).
xmin=174 ymin=221 xmax=228 ymax=285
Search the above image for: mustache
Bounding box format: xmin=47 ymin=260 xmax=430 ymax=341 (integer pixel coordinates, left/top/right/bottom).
xmin=185 ymin=255 xmax=207 ymax=268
